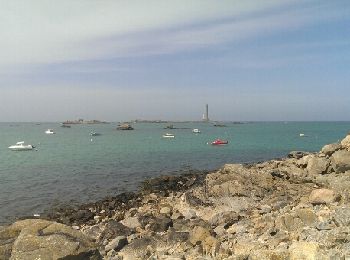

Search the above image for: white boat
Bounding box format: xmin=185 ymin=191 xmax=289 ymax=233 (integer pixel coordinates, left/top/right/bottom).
xmin=8 ymin=141 xmax=35 ymax=151
xmin=192 ymin=128 xmax=201 ymax=133
xmin=45 ymin=129 xmax=55 ymax=134
xmin=299 ymin=133 xmax=305 ymax=137
xmin=162 ymin=133 xmax=175 ymax=138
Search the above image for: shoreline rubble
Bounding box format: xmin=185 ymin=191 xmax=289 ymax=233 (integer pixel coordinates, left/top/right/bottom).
xmin=2 ymin=134 xmax=350 ymax=259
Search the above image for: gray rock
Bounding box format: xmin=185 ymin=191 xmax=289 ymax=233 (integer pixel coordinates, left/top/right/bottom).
xmin=333 ymin=207 xmax=350 ymax=226
xmin=167 ymin=228 xmax=189 ymax=243
xmin=321 ymin=143 xmax=342 ymax=156
xmin=331 ymin=150 xmax=350 ymax=173
xmin=306 ymin=156 xmax=330 ymax=175
xmin=147 ymin=216 xmax=173 ymax=232
xmin=120 ymin=216 xmax=141 ymax=229
xmin=105 ymin=236 xmax=128 ymax=252
xmin=208 ymin=211 xmax=239 ymax=228
xmin=99 ymin=221 xmax=132 ymax=243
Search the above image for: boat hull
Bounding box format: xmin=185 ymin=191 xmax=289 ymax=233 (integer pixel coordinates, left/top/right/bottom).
xmin=8 ymin=146 xmax=34 ymax=151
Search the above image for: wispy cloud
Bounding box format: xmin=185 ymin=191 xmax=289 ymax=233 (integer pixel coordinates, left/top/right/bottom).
xmin=1 ymin=0 xmax=336 ymax=67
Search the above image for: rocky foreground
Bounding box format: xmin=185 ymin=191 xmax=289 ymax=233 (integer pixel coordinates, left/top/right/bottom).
xmin=2 ymin=135 xmax=350 ymax=259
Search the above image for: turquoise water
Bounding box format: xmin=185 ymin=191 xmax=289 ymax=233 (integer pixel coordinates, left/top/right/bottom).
xmin=0 ymin=121 xmax=349 ymax=223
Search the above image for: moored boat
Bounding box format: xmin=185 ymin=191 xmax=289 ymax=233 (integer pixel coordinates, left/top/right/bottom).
xmin=45 ymin=129 xmax=55 ymax=134
xmin=192 ymin=128 xmax=201 ymax=133
xmin=8 ymin=141 xmax=35 ymax=151
xmin=162 ymin=133 xmax=175 ymax=138
xmin=211 ymin=139 xmax=228 ymax=145
xmin=90 ymin=132 xmax=101 ymax=136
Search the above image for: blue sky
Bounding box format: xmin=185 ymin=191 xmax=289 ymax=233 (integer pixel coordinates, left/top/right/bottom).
xmin=0 ymin=0 xmax=349 ymax=121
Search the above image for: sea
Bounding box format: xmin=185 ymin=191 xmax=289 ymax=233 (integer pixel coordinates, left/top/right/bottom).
xmin=0 ymin=121 xmax=349 ymax=224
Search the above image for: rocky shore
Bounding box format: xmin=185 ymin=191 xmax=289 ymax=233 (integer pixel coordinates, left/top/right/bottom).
xmin=2 ymin=134 xmax=350 ymax=259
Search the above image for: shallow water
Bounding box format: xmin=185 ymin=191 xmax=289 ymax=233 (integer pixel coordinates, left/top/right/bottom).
xmin=0 ymin=121 xmax=349 ymax=223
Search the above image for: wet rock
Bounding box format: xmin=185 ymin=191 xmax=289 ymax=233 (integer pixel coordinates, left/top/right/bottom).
xmin=331 ymin=150 xmax=350 ymax=173
xmin=0 ymin=219 xmax=101 ymax=260
xmin=71 ymin=209 xmax=95 ymax=224
xmin=321 ymin=143 xmax=342 ymax=156
xmin=288 ymin=151 xmax=309 ymax=159
xmin=306 ymin=156 xmax=330 ymax=175
xmin=99 ymin=220 xmax=133 ymax=243
xmin=309 ymin=189 xmax=336 ymax=204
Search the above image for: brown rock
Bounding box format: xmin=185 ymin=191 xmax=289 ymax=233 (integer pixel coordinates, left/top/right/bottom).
xmin=309 ymin=189 xmax=336 ymax=205
xmin=321 ymin=143 xmax=341 ymax=156
xmin=341 ymin=134 xmax=350 ymax=150
xmin=0 ymin=219 xmax=101 ymax=260
xmin=289 ymin=241 xmax=319 ymax=260
xmin=189 ymin=226 xmax=211 ymax=245
xmin=296 ymin=208 xmax=317 ymax=227
xmin=306 ymin=156 xmax=330 ymax=175
xmin=331 ymin=150 xmax=350 ymax=173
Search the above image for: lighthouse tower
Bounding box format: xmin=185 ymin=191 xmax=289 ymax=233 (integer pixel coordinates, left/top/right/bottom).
xmin=203 ymin=104 xmax=209 ymax=122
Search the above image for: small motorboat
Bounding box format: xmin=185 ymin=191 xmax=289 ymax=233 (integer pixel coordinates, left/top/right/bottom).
xmin=8 ymin=141 xmax=35 ymax=151
xmin=192 ymin=128 xmax=201 ymax=133
xmin=45 ymin=129 xmax=55 ymax=134
xmin=162 ymin=133 xmax=175 ymax=138
xmin=90 ymin=132 xmax=101 ymax=136
xmin=299 ymin=133 xmax=306 ymax=137
xmin=211 ymin=139 xmax=228 ymax=145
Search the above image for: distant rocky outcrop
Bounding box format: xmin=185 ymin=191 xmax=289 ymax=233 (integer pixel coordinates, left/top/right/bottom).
xmin=116 ymin=123 xmax=134 ymax=130
xmin=3 ymin=134 xmax=350 ymax=259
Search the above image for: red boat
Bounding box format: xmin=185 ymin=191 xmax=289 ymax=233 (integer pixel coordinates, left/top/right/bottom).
xmin=211 ymin=139 xmax=228 ymax=145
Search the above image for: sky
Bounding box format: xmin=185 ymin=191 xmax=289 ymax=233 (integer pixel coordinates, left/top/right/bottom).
xmin=0 ymin=0 xmax=349 ymax=122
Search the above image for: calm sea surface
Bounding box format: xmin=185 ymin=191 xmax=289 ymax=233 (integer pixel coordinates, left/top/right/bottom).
xmin=0 ymin=121 xmax=349 ymax=224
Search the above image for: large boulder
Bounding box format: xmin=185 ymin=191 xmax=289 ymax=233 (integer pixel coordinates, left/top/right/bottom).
xmin=321 ymin=143 xmax=341 ymax=156
xmin=0 ymin=219 xmax=101 ymax=260
xmin=331 ymin=150 xmax=350 ymax=173
xmin=309 ymin=189 xmax=336 ymax=205
xmin=306 ymin=156 xmax=330 ymax=175
xmin=341 ymin=134 xmax=350 ymax=150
